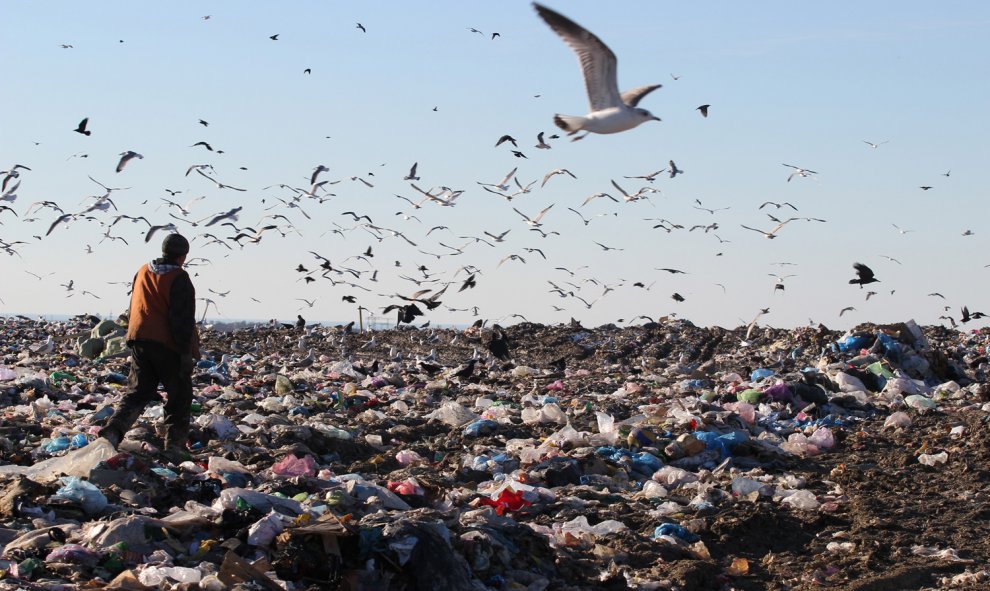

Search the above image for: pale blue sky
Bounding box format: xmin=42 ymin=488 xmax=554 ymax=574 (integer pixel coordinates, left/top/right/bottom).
xmin=2 ymin=1 xmax=988 ymax=329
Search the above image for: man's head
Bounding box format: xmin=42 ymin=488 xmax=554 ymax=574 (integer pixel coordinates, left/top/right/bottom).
xmin=161 ymin=233 xmax=190 ymax=263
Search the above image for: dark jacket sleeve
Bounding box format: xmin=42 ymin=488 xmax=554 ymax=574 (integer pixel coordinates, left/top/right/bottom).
xmin=169 ymin=271 xmax=196 ymax=355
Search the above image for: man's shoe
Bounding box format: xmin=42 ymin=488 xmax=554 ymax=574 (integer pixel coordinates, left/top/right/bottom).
xmin=101 ymin=429 xmax=122 ymax=448
xmin=160 ymin=446 xmax=190 ymax=465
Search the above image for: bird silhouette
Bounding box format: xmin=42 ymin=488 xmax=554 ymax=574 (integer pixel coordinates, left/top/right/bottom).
xmin=74 ymin=117 xmax=91 ymax=136
xmin=849 ymin=263 xmax=879 ymax=288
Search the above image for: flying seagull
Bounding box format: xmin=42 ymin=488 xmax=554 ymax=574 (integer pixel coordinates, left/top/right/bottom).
xmin=624 ymin=169 xmax=665 ymax=182
xmin=739 ymin=218 xmax=796 ymax=239
xmin=783 ymin=163 xmax=817 ymax=182
xmin=541 ymin=168 xmax=576 ymax=187
xmin=116 ymin=151 xmax=143 ymax=173
xmin=696 ymin=104 xmax=710 ymax=118
xmin=513 ymin=204 xmax=554 ymax=227
xmin=145 ymin=223 xmax=178 ymax=243
xmin=533 ymin=3 xmax=661 ymax=137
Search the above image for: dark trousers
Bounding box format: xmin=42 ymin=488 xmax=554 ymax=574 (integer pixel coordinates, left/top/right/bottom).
xmin=103 ymin=341 xmax=192 ymax=447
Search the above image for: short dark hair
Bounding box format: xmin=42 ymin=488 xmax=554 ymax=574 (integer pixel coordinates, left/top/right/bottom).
xmin=161 ymin=233 xmax=190 ymax=259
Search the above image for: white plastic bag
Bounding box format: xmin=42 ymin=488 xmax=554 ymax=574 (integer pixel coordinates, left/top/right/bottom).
xmin=883 ymin=411 xmax=912 ymax=429
xmin=53 ymin=476 xmax=108 ymax=514
xmin=780 ymin=489 xmax=819 ymax=510
xmin=3 ymin=437 xmax=116 ymax=483
xmin=429 ymin=401 xmax=478 ymax=427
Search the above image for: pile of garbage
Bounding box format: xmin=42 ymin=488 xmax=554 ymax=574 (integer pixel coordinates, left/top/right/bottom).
xmin=1 ymin=315 xmax=989 ymax=590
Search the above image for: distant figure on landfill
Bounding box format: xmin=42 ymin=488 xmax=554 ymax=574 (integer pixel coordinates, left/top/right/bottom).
xmin=296 ymin=314 xmax=306 ymax=328
xmin=101 ymin=233 xmax=199 ymax=464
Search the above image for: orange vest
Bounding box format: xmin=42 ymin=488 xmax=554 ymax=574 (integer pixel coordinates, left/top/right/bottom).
xmin=126 ymin=263 xmax=187 ymax=353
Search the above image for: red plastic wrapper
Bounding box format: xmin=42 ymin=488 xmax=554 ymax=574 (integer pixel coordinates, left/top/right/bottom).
xmin=477 ymin=488 xmax=531 ymax=515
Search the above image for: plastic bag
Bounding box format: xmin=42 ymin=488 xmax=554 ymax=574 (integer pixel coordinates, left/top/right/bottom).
xmin=247 ymin=510 xmax=287 ymax=547
xmin=478 ymin=487 xmax=532 ymax=515
xmin=731 ymin=477 xmax=772 ymax=497
xmin=595 ymin=412 xmax=621 ymax=446
xmin=387 ymin=477 xmax=425 ymax=496
xmin=904 ymin=394 xmax=937 ymax=412
xmin=723 ymin=401 xmax=755 ymax=423
xmin=780 ymin=489 xmax=819 ymax=510
xmin=395 ymin=450 xmax=424 ymax=466
xmin=836 ymin=334 xmax=872 ymax=353
xmin=271 ymin=454 xmax=317 ymax=477
xmin=653 ymin=466 xmax=699 ymax=488
xmin=750 ymin=368 xmax=775 ymax=382
xmin=542 ymin=424 xmax=585 ymax=450
xmin=45 ymin=543 xmax=100 ymax=566
xmin=559 ymin=515 xmax=626 ymax=539
xmin=521 ymin=404 xmax=567 ymax=425
xmin=214 ymin=488 xmax=303 ymax=515
xmin=808 ymin=427 xmax=835 ymax=450
xmin=207 ymin=456 xmax=253 ymax=475
xmin=511 ymin=366 xmax=537 ymax=377
xmin=653 ymin=522 xmax=699 ymax=542
xmin=640 ymin=481 xmax=668 ymax=498
xmin=53 ymin=476 xmax=108 ymax=514
xmin=9 ymin=436 xmax=114 ymax=484
xmin=198 ymin=413 xmax=239 ymax=439
xmin=834 ymin=372 xmax=867 ymax=393
xmin=138 ymin=566 xmax=203 ymax=586
xmin=883 ymin=411 xmax=912 ymax=429
xmin=429 ymin=401 xmax=478 ymax=427
xmin=918 ymin=451 xmax=948 ymax=466
xmin=463 ymin=419 xmax=498 ymax=437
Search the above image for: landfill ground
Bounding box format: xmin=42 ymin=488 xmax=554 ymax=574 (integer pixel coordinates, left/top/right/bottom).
xmin=1 ymin=315 xmax=989 ymax=590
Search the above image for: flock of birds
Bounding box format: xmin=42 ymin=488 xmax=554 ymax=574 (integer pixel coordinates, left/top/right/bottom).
xmin=1 ymin=4 xmax=986 ymax=332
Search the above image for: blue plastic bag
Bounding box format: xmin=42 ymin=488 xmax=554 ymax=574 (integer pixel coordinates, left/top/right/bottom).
xmin=653 ymin=523 xmax=699 ymax=542
xmin=875 ymin=332 xmax=902 ymax=364
xmin=54 ymin=476 xmax=107 ymax=514
xmin=750 ymin=368 xmax=775 ymax=382
xmin=836 ymin=334 xmax=872 ymax=353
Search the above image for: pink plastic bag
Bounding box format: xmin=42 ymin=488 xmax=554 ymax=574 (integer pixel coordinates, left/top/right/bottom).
xmin=271 ymin=454 xmax=317 ymax=477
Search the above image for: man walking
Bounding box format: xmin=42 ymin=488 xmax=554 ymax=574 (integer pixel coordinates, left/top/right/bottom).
xmin=101 ymin=233 xmax=199 ymax=463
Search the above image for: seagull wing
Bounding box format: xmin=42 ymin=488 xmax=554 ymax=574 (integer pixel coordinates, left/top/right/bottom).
xmin=534 ymin=3 xmax=621 ymax=111
xmin=145 ymin=225 xmax=165 ymax=243
xmin=46 ymin=214 xmax=72 ymax=236
xmin=498 ymin=167 xmax=518 ymax=186
xmin=768 ymin=218 xmax=796 ymax=235
xmin=610 ymin=179 xmax=630 ymax=198
xmin=532 ymin=203 xmax=554 ymax=223
xmin=739 ymin=224 xmax=767 ymax=236
xmin=620 ymin=84 xmax=662 ymax=107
